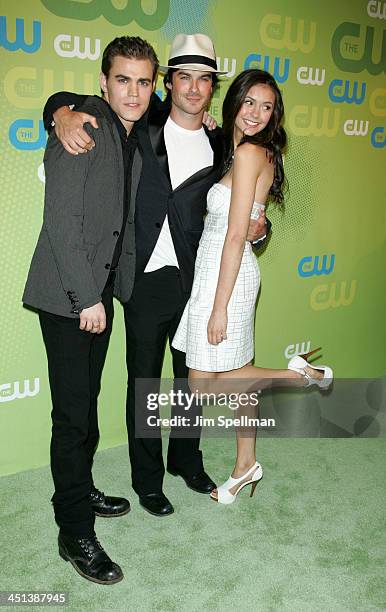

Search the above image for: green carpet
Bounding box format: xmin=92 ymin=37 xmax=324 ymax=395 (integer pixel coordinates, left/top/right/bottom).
xmin=1 ymin=438 xmax=385 ymax=611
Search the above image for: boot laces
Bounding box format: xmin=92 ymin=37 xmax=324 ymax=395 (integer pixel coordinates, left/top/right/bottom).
xmin=90 ymin=488 xmax=105 ymax=502
xmin=78 ymin=536 xmax=103 ymax=559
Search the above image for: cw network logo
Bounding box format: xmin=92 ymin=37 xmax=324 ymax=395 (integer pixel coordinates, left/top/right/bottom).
xmin=41 ymin=0 xmax=170 ymax=30
xmin=216 ymin=57 xmax=237 ymax=78
xmin=284 ymin=341 xmax=311 ymax=360
xmin=9 ymin=119 xmax=46 ymax=150
xmin=371 ymin=126 xmax=386 ymax=148
xmin=367 ymin=1 xmax=386 ymax=20
xmin=0 ymin=378 xmax=40 ymax=403
xmin=296 ymin=66 xmax=325 ymax=86
xmin=331 ymin=22 xmax=386 ymax=75
xmin=3 ymin=67 xmax=97 ymax=109
xmin=310 ymin=281 xmax=357 ymax=311
xmin=328 ymin=80 xmax=367 ymax=105
xmin=54 ymin=35 xmax=100 ymax=60
xmin=244 ymin=54 xmax=290 ymax=83
xmin=259 ymin=14 xmax=316 ymax=53
xmin=0 ymin=16 xmax=41 ymax=53
xmin=298 ymin=255 xmax=335 ymax=278
xmin=343 ymin=120 xmax=369 ymax=136
xmin=370 ymin=88 xmax=386 ymax=116
xmin=289 ymin=106 xmax=340 ymax=137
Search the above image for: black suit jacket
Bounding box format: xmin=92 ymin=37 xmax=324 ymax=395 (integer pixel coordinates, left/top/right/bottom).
xmin=132 ymin=101 xmax=225 ymax=294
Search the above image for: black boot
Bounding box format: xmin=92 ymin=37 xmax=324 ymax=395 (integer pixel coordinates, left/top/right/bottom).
xmin=89 ymin=487 xmax=130 ymax=517
xmin=58 ymin=532 xmax=123 ymax=585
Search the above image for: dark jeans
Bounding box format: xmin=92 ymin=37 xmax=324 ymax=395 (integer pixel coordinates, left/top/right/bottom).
xmin=124 ymin=267 xmax=203 ymax=495
xmin=39 ymin=277 xmax=114 ymax=538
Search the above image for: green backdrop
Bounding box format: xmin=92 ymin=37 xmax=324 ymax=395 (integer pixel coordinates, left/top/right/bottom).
xmin=0 ymin=0 xmax=385 ymax=475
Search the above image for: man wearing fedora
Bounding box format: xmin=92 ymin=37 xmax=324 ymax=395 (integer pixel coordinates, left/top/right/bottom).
xmin=43 ymin=33 xmax=269 ymax=518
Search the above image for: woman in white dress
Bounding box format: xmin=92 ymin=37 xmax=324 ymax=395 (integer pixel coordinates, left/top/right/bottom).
xmin=172 ymin=69 xmax=332 ymax=504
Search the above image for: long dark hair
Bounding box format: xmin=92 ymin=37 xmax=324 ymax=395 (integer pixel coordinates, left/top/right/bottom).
xmin=222 ymin=69 xmax=287 ymax=203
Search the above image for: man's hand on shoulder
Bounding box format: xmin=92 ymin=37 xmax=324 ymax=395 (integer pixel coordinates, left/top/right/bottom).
xmin=79 ymin=302 xmax=106 ymax=334
xmin=203 ymin=111 xmax=217 ymax=131
xmin=53 ymin=106 xmax=98 ymax=155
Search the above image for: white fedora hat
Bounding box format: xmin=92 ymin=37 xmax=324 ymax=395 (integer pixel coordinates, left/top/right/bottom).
xmin=159 ymin=33 xmax=227 ymax=74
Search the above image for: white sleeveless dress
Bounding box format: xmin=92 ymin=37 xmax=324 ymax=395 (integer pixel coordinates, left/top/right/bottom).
xmin=172 ymin=182 xmax=264 ymax=372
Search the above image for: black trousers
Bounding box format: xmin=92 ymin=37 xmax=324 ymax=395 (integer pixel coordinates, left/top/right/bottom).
xmin=124 ymin=267 xmax=203 ymax=495
xmin=39 ymin=277 xmax=114 ymax=538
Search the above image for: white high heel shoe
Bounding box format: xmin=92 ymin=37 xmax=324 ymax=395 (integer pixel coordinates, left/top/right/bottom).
xmin=210 ymin=461 xmax=263 ymax=505
xmin=287 ymin=347 xmax=333 ymax=390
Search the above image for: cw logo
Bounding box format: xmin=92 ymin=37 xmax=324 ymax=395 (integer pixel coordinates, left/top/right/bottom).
xmin=260 ymin=14 xmax=316 ymax=53
xmin=216 ymin=57 xmax=237 ymax=78
xmin=3 ymin=67 xmax=97 ymax=109
xmin=367 ymin=1 xmax=386 ymax=20
xmin=54 ymin=35 xmax=100 ymax=60
xmin=371 ymin=126 xmax=386 ymax=147
xmin=328 ymin=80 xmax=367 ymax=105
xmin=343 ymin=120 xmax=369 ymax=136
xmin=298 ymin=255 xmax=335 ymax=278
xmin=9 ymin=119 xmax=47 ymax=151
xmin=296 ymin=66 xmax=325 ymax=86
xmin=40 ymin=0 xmax=170 ymax=29
xmin=0 ymin=16 xmax=41 ymax=53
xmin=370 ymin=87 xmax=386 ymax=116
xmin=288 ymin=106 xmax=340 ymax=137
xmin=331 ymin=22 xmax=386 ymax=75
xmin=0 ymin=378 xmax=40 ymax=403
xmin=310 ymin=281 xmax=357 ymax=311
xmin=244 ymin=54 xmax=290 ymax=83
xmin=284 ymin=341 xmax=311 ymax=360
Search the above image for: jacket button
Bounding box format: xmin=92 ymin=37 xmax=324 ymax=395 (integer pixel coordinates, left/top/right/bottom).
xmin=105 ymin=263 xmax=111 ymax=269
xmin=155 ymin=222 xmax=161 ymax=228
xmin=113 ymin=230 xmax=120 ymax=237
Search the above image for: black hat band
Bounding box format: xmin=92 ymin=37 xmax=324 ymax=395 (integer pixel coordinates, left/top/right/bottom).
xmin=168 ymin=54 xmax=217 ymax=70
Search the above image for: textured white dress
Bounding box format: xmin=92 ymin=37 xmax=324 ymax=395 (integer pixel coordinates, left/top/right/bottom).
xmin=172 ymin=182 xmax=264 ymax=372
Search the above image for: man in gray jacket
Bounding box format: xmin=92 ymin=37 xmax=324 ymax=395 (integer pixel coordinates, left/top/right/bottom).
xmin=23 ymin=36 xmax=158 ymax=585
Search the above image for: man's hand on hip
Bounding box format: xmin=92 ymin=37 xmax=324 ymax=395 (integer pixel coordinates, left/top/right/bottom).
xmin=53 ymin=106 xmax=98 ymax=155
xmin=79 ymin=302 xmax=106 ymax=334
xmin=247 ymin=210 xmax=267 ymax=242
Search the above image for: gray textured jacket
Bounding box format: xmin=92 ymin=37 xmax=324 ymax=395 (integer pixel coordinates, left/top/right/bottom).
xmin=23 ymin=96 xmax=140 ymax=317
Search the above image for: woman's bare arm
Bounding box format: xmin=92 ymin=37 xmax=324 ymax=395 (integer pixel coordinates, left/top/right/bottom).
xmin=207 ymin=144 xmax=268 ymax=345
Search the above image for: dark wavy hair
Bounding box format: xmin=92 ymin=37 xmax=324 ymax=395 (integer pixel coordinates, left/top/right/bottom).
xmin=101 ymin=36 xmax=159 ymax=82
xmin=222 ymin=69 xmax=287 ymax=203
